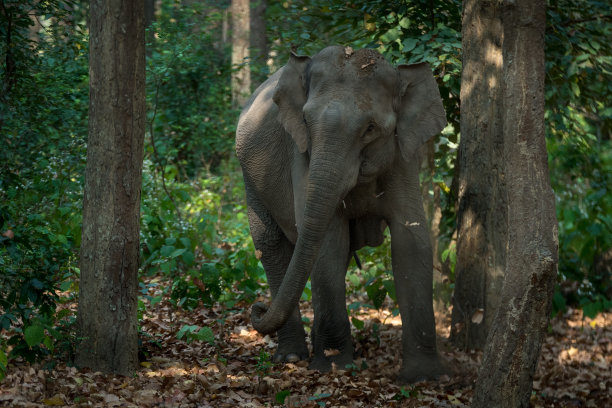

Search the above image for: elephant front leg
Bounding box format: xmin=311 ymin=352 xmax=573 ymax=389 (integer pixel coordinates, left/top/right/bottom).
xmin=309 ymin=217 xmax=353 ymax=371
xmin=389 ymin=218 xmax=448 ymax=383
xmin=246 ymin=201 xmax=308 ymax=363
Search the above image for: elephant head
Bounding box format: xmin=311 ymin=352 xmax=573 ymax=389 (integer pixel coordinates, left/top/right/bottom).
xmin=250 ymin=46 xmax=446 ymax=334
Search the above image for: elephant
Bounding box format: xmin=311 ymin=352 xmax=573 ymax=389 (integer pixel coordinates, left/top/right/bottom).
xmin=235 ymin=45 xmax=447 ymax=383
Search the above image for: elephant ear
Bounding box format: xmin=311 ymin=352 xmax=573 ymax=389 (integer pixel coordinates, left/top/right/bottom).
xmin=273 ymin=52 xmax=311 ymax=153
xmin=396 ymin=63 xmax=447 ymax=160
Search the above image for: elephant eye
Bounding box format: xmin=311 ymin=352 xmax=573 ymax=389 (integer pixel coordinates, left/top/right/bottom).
xmin=362 ymin=123 xmax=376 ymax=142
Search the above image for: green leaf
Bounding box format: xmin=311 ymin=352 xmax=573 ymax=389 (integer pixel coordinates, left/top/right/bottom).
xmin=582 ymin=301 xmax=602 ymax=319
xmin=0 ymin=348 xmax=6 ymax=381
xmin=275 ymin=390 xmax=291 ymax=404
xmin=441 ymin=248 xmax=450 ymax=262
xmin=170 ymin=248 xmax=187 ymax=258
xmin=30 ymin=279 xmax=44 ymax=290
xmin=160 ymin=245 xmax=175 ymax=257
xmin=552 ymin=290 xmax=566 ymax=314
xmin=179 ymin=237 xmax=191 ymax=249
xmin=351 ymin=317 xmax=365 ymax=329
xmin=176 ymin=324 xmax=197 ymax=340
xmin=382 ymin=279 xmax=396 ymax=301
xmin=366 ymin=283 xmax=387 ymax=309
xmin=24 ymin=325 xmax=45 ymax=347
xmin=196 ymin=327 xmax=215 ymax=345
xmin=0 ymin=348 xmax=7 ymax=367
xmin=43 ymin=336 xmax=54 ymax=351
xmin=181 ymin=250 xmax=195 ymax=266
xmin=402 ymin=38 xmax=418 ymax=52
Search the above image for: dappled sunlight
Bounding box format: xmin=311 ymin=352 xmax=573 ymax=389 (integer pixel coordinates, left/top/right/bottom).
xmin=351 ymin=301 xmax=403 ymax=327
xmin=2 ymin=283 xmax=610 ymax=406
xmin=533 ymin=309 xmax=612 ymax=404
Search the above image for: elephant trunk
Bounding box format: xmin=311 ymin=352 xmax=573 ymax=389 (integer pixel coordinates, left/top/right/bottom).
xmin=251 ymin=152 xmax=347 ymax=334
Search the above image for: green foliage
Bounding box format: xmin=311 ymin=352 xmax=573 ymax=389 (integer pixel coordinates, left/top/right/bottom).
xmin=255 ymin=350 xmax=273 ymax=377
xmin=0 ymin=347 xmax=7 ymax=380
xmin=176 ymin=325 xmax=215 ymax=345
xmin=275 ymin=389 xmax=291 ymax=404
xmin=394 ymin=386 xmax=419 ymax=400
xmin=546 ymin=0 xmax=612 ymax=310
xmin=1 ymin=0 xmax=87 ymax=364
xmin=581 ymin=295 xmax=612 ymax=319
xmin=146 ymin=3 xmax=237 ymax=178
xmin=347 ymin=236 xmax=394 ymax=309
xmin=139 ymin=3 xmax=265 ymax=311
xmin=139 ymin=160 xmax=265 ymax=309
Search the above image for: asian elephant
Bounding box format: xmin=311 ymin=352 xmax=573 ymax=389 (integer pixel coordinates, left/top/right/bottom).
xmin=235 ymin=45 xmax=447 ymax=383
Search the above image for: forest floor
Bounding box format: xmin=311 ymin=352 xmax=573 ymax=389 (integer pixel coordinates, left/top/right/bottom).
xmin=1 ymin=280 xmax=610 ymax=407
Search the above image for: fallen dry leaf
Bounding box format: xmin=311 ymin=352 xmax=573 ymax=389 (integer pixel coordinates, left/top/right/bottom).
xmin=324 ymin=348 xmax=340 ymax=357
xmin=471 ymin=308 xmax=484 ymax=324
xmin=1 ymin=279 xmax=610 ymax=407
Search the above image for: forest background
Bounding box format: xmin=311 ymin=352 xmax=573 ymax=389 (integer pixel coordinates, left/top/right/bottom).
xmin=0 ymin=0 xmax=610 ymax=397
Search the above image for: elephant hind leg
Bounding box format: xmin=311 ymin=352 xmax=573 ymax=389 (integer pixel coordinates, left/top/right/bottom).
xmin=245 ymin=190 xmax=308 ymax=363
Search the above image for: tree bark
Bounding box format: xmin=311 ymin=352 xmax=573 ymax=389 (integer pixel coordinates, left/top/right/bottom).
xmin=231 ymin=0 xmax=250 ymax=108
xmin=451 ymin=0 xmax=506 ymax=349
xmin=472 ymin=0 xmax=557 ymax=406
xmin=76 ymin=0 xmax=146 ymax=375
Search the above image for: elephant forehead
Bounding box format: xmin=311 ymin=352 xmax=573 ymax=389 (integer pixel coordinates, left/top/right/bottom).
xmin=306 ymin=85 xmax=396 ymax=126
xmin=306 ymin=92 xmax=371 ymax=115
xmin=304 ymin=92 xmax=396 ymax=135
xmin=309 ymin=49 xmax=397 ymax=91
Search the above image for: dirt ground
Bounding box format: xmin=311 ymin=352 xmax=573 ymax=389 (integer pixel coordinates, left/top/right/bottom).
xmin=1 ymin=286 xmax=610 ymax=407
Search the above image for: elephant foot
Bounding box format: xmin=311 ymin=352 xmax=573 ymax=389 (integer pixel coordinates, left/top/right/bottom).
xmin=272 ymin=340 xmax=309 ymax=363
xmin=309 ymin=348 xmax=353 ymax=372
xmin=397 ymin=354 xmax=448 ymax=384
xmin=273 ymin=349 xmax=309 ymax=363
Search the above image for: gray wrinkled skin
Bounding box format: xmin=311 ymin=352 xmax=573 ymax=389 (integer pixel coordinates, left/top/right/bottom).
xmin=235 ymin=46 xmax=448 ymax=383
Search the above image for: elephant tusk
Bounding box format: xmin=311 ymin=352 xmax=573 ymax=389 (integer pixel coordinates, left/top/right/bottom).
xmin=342 ymin=200 xmax=346 ymax=209
xmin=376 ymin=191 xmax=385 ymax=198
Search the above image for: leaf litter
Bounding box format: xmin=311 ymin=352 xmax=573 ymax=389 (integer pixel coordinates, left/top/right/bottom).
xmin=0 ymin=280 xmax=610 ymax=407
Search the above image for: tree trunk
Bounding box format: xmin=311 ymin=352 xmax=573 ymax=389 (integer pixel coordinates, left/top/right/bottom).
xmin=249 ymin=0 xmax=267 ymax=88
xmin=76 ymin=0 xmax=146 ymax=376
xmin=451 ymin=0 xmax=506 ymax=349
xmin=231 ymin=0 xmax=250 ymax=108
xmin=472 ymin=0 xmax=557 ymax=406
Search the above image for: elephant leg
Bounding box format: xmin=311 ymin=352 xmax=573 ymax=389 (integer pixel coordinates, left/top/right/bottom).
xmin=246 ymin=192 xmax=308 ymax=363
xmin=309 ymin=216 xmax=353 ymax=371
xmin=389 ymin=212 xmax=447 ymax=383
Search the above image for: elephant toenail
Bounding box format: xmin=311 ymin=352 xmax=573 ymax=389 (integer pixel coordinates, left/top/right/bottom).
xmin=286 ymin=353 xmax=300 ymax=363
